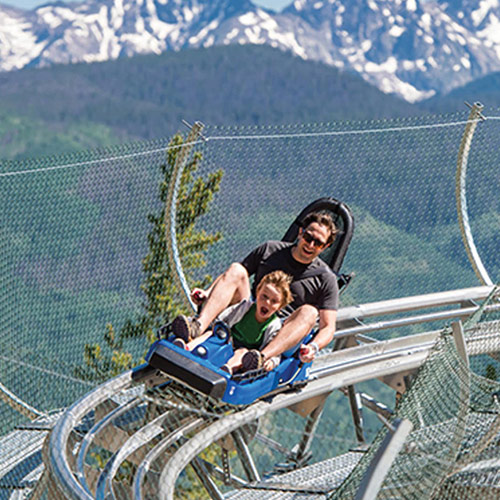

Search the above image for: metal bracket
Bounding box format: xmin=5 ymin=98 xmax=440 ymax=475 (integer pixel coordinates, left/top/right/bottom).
xmin=379 ymin=369 xmax=416 ymax=394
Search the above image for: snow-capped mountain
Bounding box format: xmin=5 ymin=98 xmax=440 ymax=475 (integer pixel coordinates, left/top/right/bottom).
xmin=1 ymin=0 xmax=500 ymax=102
xmin=285 ymin=0 xmax=500 ymax=102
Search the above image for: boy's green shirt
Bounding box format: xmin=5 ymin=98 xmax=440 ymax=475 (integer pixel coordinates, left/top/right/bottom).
xmin=231 ymin=303 xmax=277 ymax=349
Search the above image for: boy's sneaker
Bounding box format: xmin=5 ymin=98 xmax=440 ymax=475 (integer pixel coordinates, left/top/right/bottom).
xmin=171 ymin=315 xmax=202 ymax=343
xmin=241 ymin=350 xmax=264 ymax=371
xmin=172 ymin=338 xmax=187 ymax=350
xmin=220 ymin=364 xmax=232 ymax=376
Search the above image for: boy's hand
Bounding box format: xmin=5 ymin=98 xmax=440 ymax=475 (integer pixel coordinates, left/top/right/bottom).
xmin=263 ymin=359 xmax=276 ymax=372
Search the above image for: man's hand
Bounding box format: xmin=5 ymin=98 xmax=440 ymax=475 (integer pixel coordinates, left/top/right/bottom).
xmin=190 ymin=288 xmax=208 ymax=306
xmin=299 ymin=342 xmax=319 ymax=363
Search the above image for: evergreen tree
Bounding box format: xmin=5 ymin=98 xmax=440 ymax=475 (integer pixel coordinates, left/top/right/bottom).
xmin=77 ymin=133 xmax=223 ymax=381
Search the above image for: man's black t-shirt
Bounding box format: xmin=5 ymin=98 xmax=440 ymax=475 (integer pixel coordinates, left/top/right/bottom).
xmin=240 ymin=241 xmax=339 ymax=316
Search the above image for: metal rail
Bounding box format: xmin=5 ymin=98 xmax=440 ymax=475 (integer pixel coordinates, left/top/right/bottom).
xmin=132 ymin=418 xmax=204 ymax=499
xmin=156 ymin=328 xmax=500 ymax=498
xmin=48 ymin=370 xmax=135 ymax=500
xmin=75 ymin=397 xmax=142 ymax=495
xmin=45 ymin=285 xmax=499 ymax=500
xmin=95 ymin=410 xmax=175 ymax=499
xmin=336 ymin=285 xmax=494 ymax=328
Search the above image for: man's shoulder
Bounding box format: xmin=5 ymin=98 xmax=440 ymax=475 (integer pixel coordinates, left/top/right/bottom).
xmin=308 ymin=255 xmax=329 ymax=269
xmin=251 ymin=240 xmax=292 ymax=257
xmin=262 ymin=240 xmax=293 ymax=251
xmin=309 ymin=258 xmax=338 ymax=280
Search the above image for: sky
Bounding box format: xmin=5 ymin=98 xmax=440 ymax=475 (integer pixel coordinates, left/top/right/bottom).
xmin=1 ymin=0 xmax=294 ymax=12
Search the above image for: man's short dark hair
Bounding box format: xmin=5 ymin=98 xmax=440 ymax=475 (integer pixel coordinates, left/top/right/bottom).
xmin=302 ymin=211 xmax=338 ymax=245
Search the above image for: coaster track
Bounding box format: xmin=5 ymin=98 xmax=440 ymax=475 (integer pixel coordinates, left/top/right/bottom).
xmin=38 ymin=285 xmax=500 ymax=499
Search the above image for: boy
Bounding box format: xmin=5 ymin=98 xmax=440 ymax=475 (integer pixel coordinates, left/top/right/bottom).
xmin=173 ymin=271 xmax=293 ymax=374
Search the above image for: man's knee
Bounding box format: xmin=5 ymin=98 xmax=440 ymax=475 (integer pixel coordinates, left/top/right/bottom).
xmin=222 ymin=262 xmax=250 ymax=303
xmin=225 ymin=263 xmax=250 ymax=286
xmin=286 ymin=304 xmax=318 ymax=330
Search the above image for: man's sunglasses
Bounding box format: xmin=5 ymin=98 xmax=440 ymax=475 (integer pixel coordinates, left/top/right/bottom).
xmin=302 ymin=231 xmax=327 ymax=248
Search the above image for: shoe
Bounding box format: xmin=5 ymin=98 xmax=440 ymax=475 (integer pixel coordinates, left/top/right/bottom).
xmin=242 ymin=350 xmax=264 ymax=371
xmin=220 ymin=364 xmax=232 ymax=376
xmin=172 ymin=338 xmax=187 ymax=350
xmin=171 ymin=315 xmax=202 ymax=343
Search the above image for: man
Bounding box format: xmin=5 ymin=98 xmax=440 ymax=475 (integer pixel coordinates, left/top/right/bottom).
xmin=171 ymin=211 xmax=339 ymax=370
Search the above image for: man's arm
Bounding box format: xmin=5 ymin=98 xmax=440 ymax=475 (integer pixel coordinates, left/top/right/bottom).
xmin=299 ymin=308 xmax=337 ymax=363
xmin=315 ymin=309 xmax=337 ymax=349
xmin=190 ymin=276 xmax=219 ymax=305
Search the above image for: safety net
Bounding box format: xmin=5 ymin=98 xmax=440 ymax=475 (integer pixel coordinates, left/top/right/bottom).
xmin=0 ymin=107 xmax=499 ymax=498
xmin=331 ymin=289 xmax=500 ymax=499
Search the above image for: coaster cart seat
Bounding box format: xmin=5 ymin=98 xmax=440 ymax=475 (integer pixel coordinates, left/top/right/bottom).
xmin=144 ymin=197 xmax=354 ymax=405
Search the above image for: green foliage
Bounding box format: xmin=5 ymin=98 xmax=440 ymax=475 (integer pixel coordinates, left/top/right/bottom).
xmin=0 ymin=105 xmax=120 ymax=160
xmin=0 ymin=45 xmax=419 ymax=160
xmin=75 ymin=133 xmax=222 ymax=381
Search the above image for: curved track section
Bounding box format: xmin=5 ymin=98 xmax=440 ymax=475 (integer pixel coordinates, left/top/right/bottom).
xmin=47 ymin=337 xmax=429 ymax=499
xmin=43 ymin=285 xmax=500 ymax=499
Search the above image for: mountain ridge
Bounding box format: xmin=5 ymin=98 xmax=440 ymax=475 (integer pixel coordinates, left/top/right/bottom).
xmin=2 ymin=0 xmax=500 ymax=102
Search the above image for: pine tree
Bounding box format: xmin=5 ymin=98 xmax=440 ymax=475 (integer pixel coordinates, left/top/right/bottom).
xmin=77 ymin=132 xmax=223 ymax=381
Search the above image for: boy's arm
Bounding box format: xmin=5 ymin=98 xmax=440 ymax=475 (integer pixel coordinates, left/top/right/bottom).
xmin=261 ymin=318 xmax=282 ymax=371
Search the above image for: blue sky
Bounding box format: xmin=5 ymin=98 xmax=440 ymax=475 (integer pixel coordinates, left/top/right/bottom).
xmin=2 ymin=0 xmax=294 ymax=11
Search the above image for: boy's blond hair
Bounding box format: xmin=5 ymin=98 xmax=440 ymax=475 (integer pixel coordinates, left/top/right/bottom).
xmin=256 ymin=270 xmax=293 ymax=308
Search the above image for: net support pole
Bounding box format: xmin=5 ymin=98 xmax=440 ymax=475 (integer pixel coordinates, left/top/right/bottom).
xmin=354 ymin=418 xmax=413 ymax=500
xmin=164 ymin=122 xmax=205 ymax=313
xmin=455 ymin=102 xmax=493 ymax=286
xmin=451 ymin=320 xmax=469 ymax=368
xmin=434 ymin=324 xmax=471 ymax=498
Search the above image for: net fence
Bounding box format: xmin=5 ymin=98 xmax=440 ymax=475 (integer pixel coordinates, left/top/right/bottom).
xmin=331 ymin=290 xmax=500 ymax=499
xmin=0 ymin=108 xmax=499 ymax=498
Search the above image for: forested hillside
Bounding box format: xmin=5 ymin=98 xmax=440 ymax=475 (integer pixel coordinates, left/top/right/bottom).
xmin=421 ymin=71 xmax=500 ymax=112
xmin=0 ymin=44 xmax=419 ymax=160
xmin=3 ymin=44 xmax=498 ymax=162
